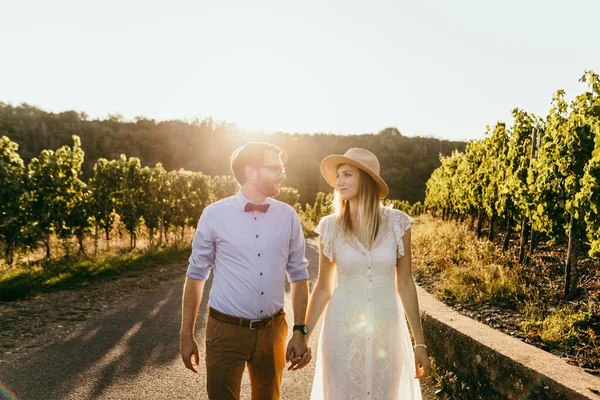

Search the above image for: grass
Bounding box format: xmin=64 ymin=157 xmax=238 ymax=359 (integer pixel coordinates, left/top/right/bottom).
xmin=521 ymin=307 xmax=588 ymax=346
xmin=412 ymin=214 xmax=600 ymax=370
xmin=0 ymin=244 xmax=191 ymax=302
xmin=0 ymin=216 xmax=317 ymax=303
xmin=412 ymin=214 xmax=526 ymax=305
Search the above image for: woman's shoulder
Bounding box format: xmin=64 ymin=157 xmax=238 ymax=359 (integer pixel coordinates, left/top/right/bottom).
xmin=322 ymin=213 xmax=338 ymax=222
xmin=315 ymin=213 xmax=338 ymax=235
xmin=382 ymin=206 xmax=413 ymax=225
xmin=382 ymin=205 xmax=408 ymax=217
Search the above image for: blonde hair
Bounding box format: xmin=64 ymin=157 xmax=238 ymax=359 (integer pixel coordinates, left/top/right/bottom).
xmin=334 ymin=168 xmax=382 ymax=249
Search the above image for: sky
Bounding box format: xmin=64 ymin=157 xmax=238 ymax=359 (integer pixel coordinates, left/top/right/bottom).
xmin=1 ymin=0 xmax=599 ymax=142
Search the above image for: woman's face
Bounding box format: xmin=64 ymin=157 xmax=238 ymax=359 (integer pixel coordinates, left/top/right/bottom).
xmin=336 ymin=164 xmax=360 ymax=201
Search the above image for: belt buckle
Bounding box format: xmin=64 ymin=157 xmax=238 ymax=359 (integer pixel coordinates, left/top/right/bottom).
xmin=248 ymin=319 xmax=262 ymax=330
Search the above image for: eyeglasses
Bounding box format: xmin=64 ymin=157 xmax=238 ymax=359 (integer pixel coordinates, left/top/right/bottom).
xmin=260 ymin=165 xmax=286 ymax=175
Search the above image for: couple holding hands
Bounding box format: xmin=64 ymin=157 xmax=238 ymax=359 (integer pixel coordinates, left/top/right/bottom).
xmin=180 ymin=142 xmax=429 ymax=399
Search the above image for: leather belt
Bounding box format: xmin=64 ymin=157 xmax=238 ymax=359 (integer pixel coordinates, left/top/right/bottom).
xmin=209 ymin=307 xmax=285 ymax=330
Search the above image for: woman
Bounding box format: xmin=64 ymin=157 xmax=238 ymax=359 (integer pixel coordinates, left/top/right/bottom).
xmin=306 ymin=148 xmax=429 ymax=399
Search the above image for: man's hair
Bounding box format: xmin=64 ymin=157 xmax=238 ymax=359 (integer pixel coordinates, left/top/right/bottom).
xmin=230 ymin=142 xmax=284 ymax=185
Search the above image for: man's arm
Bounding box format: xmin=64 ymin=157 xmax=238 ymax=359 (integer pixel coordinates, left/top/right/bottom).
xmin=285 ymin=209 xmax=310 ymax=322
xmin=180 ymin=277 xmax=206 ymax=373
xmin=180 ymin=210 xmax=215 ymax=373
xmin=285 ymin=210 xmax=311 ymax=370
xmin=290 ymin=278 xmax=309 ymax=326
xmin=287 ymin=278 xmax=310 ymax=370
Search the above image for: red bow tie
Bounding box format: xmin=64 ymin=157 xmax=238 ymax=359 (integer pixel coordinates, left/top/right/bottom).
xmin=245 ymin=203 xmax=270 ymax=213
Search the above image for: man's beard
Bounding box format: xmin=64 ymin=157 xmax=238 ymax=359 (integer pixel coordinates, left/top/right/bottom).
xmin=256 ymin=177 xmax=281 ymax=198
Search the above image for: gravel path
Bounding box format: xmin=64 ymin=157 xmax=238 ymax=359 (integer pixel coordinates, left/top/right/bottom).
xmin=0 ymin=238 xmax=442 ymax=399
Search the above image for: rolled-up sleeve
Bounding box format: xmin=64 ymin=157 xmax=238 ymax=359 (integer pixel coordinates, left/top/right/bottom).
xmin=186 ymin=209 xmax=215 ymax=281
xmin=286 ymin=210 xmax=309 ymax=282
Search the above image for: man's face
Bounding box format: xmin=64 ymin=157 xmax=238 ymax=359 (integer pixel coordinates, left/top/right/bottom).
xmin=254 ymin=150 xmax=286 ymax=197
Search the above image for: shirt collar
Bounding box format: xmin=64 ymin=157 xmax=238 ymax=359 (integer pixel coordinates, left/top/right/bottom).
xmin=235 ymin=189 xmax=270 ymax=210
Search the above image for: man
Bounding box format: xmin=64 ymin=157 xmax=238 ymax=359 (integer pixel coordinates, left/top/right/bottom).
xmin=180 ymin=142 xmax=312 ymax=400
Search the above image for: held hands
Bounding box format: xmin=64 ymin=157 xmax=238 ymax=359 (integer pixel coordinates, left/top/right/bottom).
xmin=286 ymin=332 xmax=312 ymax=371
xmin=414 ymin=346 xmax=430 ymax=379
xmin=180 ymin=334 xmax=200 ymax=373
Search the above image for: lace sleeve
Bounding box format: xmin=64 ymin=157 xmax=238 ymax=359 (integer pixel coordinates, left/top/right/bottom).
xmin=315 ymin=215 xmax=335 ymax=262
xmin=391 ymin=209 xmax=414 ymax=258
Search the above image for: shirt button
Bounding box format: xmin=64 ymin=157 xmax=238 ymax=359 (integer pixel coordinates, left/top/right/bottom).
xmin=254 ymin=217 xmax=257 ymax=220
xmin=261 ymin=292 xmax=264 ymax=295
xmin=256 ymin=235 xmax=259 ymax=238
xmin=260 ymin=310 xmax=263 ymax=313
xmin=260 ymin=272 xmax=263 ymax=276
xmin=258 ymin=253 xmax=260 ymax=257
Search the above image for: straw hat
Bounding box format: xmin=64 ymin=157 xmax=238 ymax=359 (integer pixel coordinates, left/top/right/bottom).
xmin=320 ymin=148 xmax=389 ymax=199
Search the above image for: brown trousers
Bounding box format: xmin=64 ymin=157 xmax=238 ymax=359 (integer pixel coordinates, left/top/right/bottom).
xmin=205 ymin=310 xmax=288 ymax=400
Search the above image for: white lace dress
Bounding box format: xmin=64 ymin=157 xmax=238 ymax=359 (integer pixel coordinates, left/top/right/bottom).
xmin=310 ymin=207 xmax=422 ymax=400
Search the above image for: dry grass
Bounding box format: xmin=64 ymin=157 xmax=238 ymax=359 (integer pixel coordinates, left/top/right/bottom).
xmin=412 ymin=214 xmax=600 ymax=370
xmin=412 ymin=214 xmax=526 ymax=305
xmin=2 ymin=220 xmax=195 ymax=268
xmin=0 ymin=222 xmax=196 ymax=302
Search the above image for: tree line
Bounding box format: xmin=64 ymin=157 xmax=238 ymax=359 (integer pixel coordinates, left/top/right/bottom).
xmin=424 ymin=70 xmax=600 ymax=299
xmin=1 ymin=131 xmax=428 ymax=265
xmin=0 ymin=104 xmax=466 ymax=206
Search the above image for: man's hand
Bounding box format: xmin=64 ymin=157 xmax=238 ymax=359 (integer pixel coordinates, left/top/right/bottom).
xmin=180 ymin=334 xmax=200 ymax=373
xmin=286 ymin=332 xmax=311 ymax=371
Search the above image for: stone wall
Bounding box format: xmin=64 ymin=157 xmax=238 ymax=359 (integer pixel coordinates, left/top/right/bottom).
xmin=417 ymin=286 xmax=600 ymax=400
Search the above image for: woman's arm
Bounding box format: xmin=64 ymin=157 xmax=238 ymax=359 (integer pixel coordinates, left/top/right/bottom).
xmin=395 ymin=227 xmax=430 ymax=377
xmin=395 ymin=228 xmax=424 ymax=344
xmin=305 ymin=236 xmax=337 ymax=340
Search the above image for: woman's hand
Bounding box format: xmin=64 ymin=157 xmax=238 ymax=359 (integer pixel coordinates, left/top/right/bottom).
xmin=414 ymin=347 xmax=430 ymax=379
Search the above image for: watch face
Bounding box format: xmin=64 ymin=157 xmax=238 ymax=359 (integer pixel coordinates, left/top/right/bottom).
xmin=294 ymin=325 xmax=308 ymax=334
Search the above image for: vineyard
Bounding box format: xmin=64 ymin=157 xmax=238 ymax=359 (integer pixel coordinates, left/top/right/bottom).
xmin=0 ymin=135 xmax=287 ymax=264
xmin=424 ymin=70 xmax=600 ymax=299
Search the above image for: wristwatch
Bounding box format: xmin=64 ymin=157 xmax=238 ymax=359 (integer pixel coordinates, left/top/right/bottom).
xmin=293 ymin=324 xmax=309 ymax=335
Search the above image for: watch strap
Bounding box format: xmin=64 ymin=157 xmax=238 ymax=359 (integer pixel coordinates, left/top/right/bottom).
xmin=293 ymin=324 xmax=309 ymax=334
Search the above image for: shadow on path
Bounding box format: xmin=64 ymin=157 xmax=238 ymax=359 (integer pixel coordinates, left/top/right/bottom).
xmin=0 ymin=274 xmax=212 ymax=400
